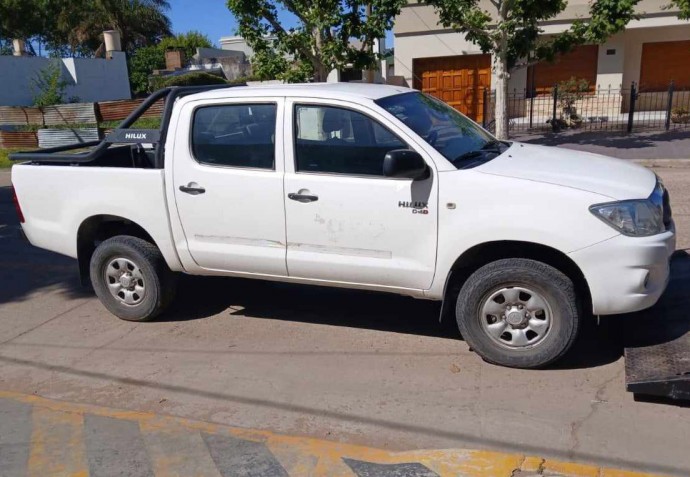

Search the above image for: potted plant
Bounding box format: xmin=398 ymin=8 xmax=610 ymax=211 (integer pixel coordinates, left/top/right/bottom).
xmin=556 ymin=77 xmax=590 ymax=128
xmin=671 ymin=107 xmax=690 ymax=124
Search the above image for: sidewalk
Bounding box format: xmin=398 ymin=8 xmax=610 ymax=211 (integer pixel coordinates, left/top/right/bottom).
xmin=0 ymin=391 xmax=667 ymax=477
xmin=513 ymin=129 xmax=690 ymax=160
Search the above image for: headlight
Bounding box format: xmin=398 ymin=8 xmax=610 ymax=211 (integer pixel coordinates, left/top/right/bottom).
xmin=590 ymin=198 xmax=665 ymax=237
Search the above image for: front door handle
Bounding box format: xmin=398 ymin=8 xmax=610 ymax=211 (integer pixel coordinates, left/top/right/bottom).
xmin=179 ymin=182 xmax=206 ymax=195
xmin=288 ymin=191 xmax=318 ymax=203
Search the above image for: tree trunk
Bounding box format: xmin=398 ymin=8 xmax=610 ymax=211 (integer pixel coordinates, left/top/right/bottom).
xmin=494 ymin=34 xmax=510 ymax=140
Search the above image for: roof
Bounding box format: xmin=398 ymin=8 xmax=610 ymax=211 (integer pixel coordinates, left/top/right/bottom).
xmin=184 ymin=82 xmax=414 ymax=102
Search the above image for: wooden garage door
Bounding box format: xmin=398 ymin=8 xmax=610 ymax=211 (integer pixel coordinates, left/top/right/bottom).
xmin=413 ymin=55 xmax=491 ymax=122
xmin=527 ymin=45 xmax=599 ymax=94
xmin=640 ymin=40 xmax=690 ymax=91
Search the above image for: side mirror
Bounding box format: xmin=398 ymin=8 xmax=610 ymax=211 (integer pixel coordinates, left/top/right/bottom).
xmin=383 ymin=149 xmax=429 ymax=180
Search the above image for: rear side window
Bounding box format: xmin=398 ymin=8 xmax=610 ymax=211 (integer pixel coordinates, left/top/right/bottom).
xmin=294 ymin=104 xmax=406 ymax=176
xmin=192 ymin=103 xmax=276 ymax=169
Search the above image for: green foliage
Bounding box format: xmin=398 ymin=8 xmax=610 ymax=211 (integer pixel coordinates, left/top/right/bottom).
xmin=128 ymin=45 xmax=166 ymax=95
xmin=127 ymin=32 xmax=215 ymax=95
xmin=0 ymin=0 xmax=172 ymax=57
xmin=158 ymin=31 xmax=213 ymax=61
xmin=150 ymin=72 xmax=228 ymax=90
xmin=227 ymin=0 xmax=407 ymax=82
xmin=32 ymin=61 xmax=68 ymax=107
xmin=556 ymin=77 xmax=591 ymax=112
xmin=0 ymin=148 xmax=21 ymax=169
xmin=671 ymin=0 xmax=690 ymax=19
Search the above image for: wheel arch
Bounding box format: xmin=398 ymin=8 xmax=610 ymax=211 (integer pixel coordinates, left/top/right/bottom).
xmin=77 ymin=215 xmax=159 ymax=286
xmin=439 ymin=240 xmax=592 ymax=322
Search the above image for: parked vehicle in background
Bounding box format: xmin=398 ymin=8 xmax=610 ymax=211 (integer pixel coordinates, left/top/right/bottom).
xmin=10 ymin=83 xmax=676 ymax=369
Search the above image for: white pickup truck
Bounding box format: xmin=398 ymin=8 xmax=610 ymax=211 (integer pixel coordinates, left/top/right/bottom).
xmin=10 ymin=83 xmax=676 ymax=369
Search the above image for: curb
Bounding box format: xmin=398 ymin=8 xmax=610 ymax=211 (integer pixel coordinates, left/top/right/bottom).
xmin=0 ymin=391 xmax=668 ymax=477
xmin=633 ymin=158 xmax=690 ymax=168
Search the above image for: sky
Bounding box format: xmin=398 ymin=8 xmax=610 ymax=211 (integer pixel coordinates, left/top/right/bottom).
xmin=167 ymin=0 xmax=394 ymax=48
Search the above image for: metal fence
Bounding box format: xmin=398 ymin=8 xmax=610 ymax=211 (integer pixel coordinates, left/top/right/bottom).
xmin=481 ymin=81 xmax=690 ymax=136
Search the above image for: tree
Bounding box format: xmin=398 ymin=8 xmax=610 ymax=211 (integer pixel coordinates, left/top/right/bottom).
xmin=65 ymin=0 xmax=172 ymax=55
xmin=128 ymin=45 xmax=166 ymax=95
xmin=32 ymin=60 xmax=68 ymax=107
xmin=227 ymin=0 xmax=406 ymax=82
xmin=422 ymin=0 xmax=640 ymax=139
xmin=158 ymin=31 xmax=213 ymax=62
xmin=0 ymin=0 xmax=172 ymax=57
xmin=672 ymin=0 xmax=690 ymax=18
xmin=127 ymin=32 xmax=214 ymax=95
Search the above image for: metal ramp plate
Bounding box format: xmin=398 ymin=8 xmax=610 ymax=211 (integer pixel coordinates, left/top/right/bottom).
xmin=625 ymin=334 xmax=690 ymax=400
xmin=624 ymin=252 xmax=690 ymax=401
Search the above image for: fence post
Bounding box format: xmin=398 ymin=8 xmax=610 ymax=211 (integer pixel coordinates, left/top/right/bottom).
xmin=551 ymin=84 xmax=558 ymax=132
xmin=627 ymin=82 xmax=637 ymax=133
xmin=529 ymin=87 xmax=534 ymax=129
xmin=665 ymin=80 xmax=675 ymax=131
xmin=482 ymin=88 xmax=489 ymax=128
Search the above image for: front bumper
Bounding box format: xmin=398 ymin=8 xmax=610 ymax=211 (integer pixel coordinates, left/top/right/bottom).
xmin=569 ymin=223 xmax=676 ymax=315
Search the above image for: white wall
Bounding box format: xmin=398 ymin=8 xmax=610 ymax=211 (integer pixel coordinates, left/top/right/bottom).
xmin=0 ymin=52 xmax=131 ymax=107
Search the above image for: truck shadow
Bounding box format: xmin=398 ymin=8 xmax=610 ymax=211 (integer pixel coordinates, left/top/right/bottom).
xmin=163 ymin=252 xmax=690 ymax=370
xmin=0 ymin=186 xmax=90 ymax=305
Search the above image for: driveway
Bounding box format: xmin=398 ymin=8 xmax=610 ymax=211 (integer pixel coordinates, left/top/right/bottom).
xmin=0 ymin=167 xmax=689 ymax=476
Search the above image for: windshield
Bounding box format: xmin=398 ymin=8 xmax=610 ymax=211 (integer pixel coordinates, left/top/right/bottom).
xmin=375 ymin=92 xmax=507 ymax=169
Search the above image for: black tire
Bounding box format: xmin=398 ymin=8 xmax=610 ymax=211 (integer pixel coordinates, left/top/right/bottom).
xmin=90 ymin=235 xmax=176 ymax=322
xmin=456 ymin=258 xmax=580 ymax=369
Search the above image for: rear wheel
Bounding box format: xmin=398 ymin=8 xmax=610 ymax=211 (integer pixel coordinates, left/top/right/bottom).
xmin=90 ymin=235 xmax=176 ymax=322
xmin=456 ymin=258 xmax=580 ymax=368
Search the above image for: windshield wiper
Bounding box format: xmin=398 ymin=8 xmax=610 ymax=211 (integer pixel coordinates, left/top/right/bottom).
xmin=481 ymin=139 xmax=504 ymax=151
xmin=453 ymin=141 xmax=504 ymax=163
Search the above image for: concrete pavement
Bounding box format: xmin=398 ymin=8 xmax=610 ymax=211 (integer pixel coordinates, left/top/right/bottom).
xmin=1 ymin=166 xmax=689 ymax=476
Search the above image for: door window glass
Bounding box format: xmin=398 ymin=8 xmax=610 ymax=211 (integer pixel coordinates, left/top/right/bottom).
xmin=294 ymin=105 xmax=407 ymax=176
xmin=192 ymin=103 xmax=276 ymax=169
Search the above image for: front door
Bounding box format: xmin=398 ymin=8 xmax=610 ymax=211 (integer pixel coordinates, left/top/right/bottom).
xmin=283 ymin=100 xmax=438 ymax=290
xmin=172 ymin=98 xmax=287 ymax=275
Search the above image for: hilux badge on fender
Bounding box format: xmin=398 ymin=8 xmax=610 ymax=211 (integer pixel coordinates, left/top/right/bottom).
xmin=399 ymin=201 xmax=429 ymax=214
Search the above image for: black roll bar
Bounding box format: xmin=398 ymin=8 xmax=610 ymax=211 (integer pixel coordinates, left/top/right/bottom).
xmin=9 ymin=83 xmax=245 ymax=168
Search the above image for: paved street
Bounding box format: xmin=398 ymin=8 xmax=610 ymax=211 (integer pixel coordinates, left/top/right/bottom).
xmin=1 ymin=163 xmax=689 ymax=476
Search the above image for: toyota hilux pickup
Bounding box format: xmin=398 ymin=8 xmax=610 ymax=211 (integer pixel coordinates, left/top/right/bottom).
xmin=10 ymin=83 xmax=676 ymax=369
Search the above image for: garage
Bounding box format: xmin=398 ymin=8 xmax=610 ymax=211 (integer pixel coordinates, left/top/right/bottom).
xmin=413 ymin=54 xmax=491 ymax=122
xmin=640 ymin=40 xmax=690 ymax=91
xmin=527 ymin=45 xmax=599 ymax=94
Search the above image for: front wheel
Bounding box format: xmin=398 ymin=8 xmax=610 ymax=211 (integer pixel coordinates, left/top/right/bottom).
xmin=456 ymin=258 xmax=580 ymax=369
xmin=90 ymin=235 xmax=176 ymax=322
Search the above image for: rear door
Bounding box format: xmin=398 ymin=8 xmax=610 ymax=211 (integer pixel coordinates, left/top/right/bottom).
xmin=172 ymin=97 xmax=287 ymax=275
xmin=283 ymin=98 xmax=438 ymax=290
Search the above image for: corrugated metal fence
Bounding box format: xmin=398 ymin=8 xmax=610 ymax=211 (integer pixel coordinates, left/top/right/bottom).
xmin=0 ymin=98 xmax=164 ymax=149
xmin=37 ymin=128 xmax=101 ymax=149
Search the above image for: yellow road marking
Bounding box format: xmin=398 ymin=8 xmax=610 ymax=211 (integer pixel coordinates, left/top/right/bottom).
xmin=0 ymin=390 xmax=669 ymax=477
xmin=27 ymin=406 xmax=88 ymax=477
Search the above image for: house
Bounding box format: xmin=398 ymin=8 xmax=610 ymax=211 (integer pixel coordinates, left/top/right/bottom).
xmin=152 ymin=47 xmax=251 ymax=82
xmin=393 ymin=0 xmax=690 ymax=122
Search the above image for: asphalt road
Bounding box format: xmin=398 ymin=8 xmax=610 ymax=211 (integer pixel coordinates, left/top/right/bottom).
xmin=1 ymin=165 xmax=689 ymax=476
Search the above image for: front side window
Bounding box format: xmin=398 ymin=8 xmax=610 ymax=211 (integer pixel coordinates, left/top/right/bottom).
xmin=192 ymin=103 xmax=276 ymax=169
xmin=294 ymin=104 xmax=407 ymax=176
xmin=376 ymin=92 xmax=507 ymax=169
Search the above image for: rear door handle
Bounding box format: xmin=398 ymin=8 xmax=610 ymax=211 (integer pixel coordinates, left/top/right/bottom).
xmin=288 ymin=192 xmax=318 ymax=203
xmin=179 ymin=182 xmax=206 ymax=195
